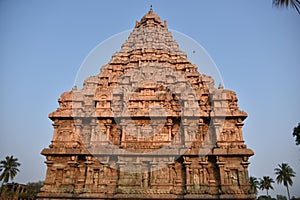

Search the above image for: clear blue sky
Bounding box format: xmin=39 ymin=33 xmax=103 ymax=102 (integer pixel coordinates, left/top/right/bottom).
xmin=0 ymin=0 xmax=299 ymax=198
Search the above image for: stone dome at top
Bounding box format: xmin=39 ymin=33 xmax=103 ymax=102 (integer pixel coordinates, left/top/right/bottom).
xmin=119 ymin=8 xmax=185 ymax=54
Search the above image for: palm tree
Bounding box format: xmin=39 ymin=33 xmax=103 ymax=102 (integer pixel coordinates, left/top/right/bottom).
xmin=274 ymin=163 xmax=296 ymax=200
xmin=249 ymin=176 xmax=259 ymax=195
xmin=259 ymin=176 xmax=274 ymax=197
xmin=0 ymin=156 xmax=21 ymax=190
xmin=273 ymin=0 xmax=300 ymax=14
xmin=292 ymin=122 xmax=300 ymax=146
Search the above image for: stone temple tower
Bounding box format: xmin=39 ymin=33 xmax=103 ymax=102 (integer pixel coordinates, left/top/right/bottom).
xmin=38 ymin=8 xmax=255 ymax=200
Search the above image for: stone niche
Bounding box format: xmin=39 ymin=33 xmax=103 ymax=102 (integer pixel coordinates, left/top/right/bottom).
xmin=37 ymin=8 xmax=254 ymax=200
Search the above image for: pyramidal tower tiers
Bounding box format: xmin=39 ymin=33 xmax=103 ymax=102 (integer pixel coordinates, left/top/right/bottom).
xmin=38 ymin=8 xmax=255 ymax=200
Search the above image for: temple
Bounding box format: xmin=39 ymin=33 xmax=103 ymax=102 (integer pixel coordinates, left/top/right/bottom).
xmin=37 ymin=8 xmax=255 ymax=200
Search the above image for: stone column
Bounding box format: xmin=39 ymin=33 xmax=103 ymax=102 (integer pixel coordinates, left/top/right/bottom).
xmin=216 ymin=156 xmax=226 ymax=185
xmin=137 ymin=125 xmax=141 ymax=141
xmin=100 ymin=126 xmax=106 ymax=143
xmin=120 ymin=119 xmax=126 ymax=144
xmin=199 ymin=118 xmax=205 ymax=142
xmin=43 ymin=157 xmax=54 ymax=192
xmin=74 ymin=118 xmax=83 ymax=132
xmin=51 ymin=120 xmax=59 ymax=147
xmin=152 ymin=122 xmax=157 ymax=140
xmin=67 ymin=156 xmax=79 ymax=185
xmin=150 ymin=162 xmax=157 ymax=186
xmin=167 ymin=118 xmax=173 ymax=141
xmin=133 ymin=161 xmax=142 ymax=186
xmin=199 ymin=158 xmax=208 ymax=185
xmin=183 ymin=157 xmax=191 ymax=193
xmin=90 ymin=119 xmax=97 ymax=142
xmin=241 ymin=157 xmax=250 ymax=185
xmin=183 ymin=118 xmax=188 ymax=146
xmin=106 ymin=125 xmax=111 ymax=140
xmin=236 ymin=119 xmax=244 ymax=141
xmin=105 ymin=119 xmax=112 ymax=141
xmin=213 ymin=120 xmax=222 ymax=142
xmin=117 ymin=162 xmax=125 ymax=189
xmin=84 ymin=156 xmax=94 ymax=191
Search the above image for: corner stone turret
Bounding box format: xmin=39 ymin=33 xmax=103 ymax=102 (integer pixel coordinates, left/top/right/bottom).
xmin=38 ymin=8 xmax=254 ymax=200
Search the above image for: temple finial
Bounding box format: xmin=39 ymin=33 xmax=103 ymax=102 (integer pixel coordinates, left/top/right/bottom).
xmin=150 ymin=4 xmax=153 ymax=13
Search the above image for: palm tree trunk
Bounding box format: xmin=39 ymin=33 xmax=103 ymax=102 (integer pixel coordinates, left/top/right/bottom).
xmin=267 ymin=189 xmax=269 ymax=197
xmin=286 ymin=185 xmax=291 ymax=200
xmin=0 ymin=181 xmax=4 ymax=195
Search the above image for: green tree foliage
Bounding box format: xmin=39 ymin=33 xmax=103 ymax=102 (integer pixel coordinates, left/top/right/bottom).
xmin=0 ymin=156 xmax=21 ymax=190
xmin=19 ymin=181 xmax=44 ymax=200
xmin=277 ymin=195 xmax=288 ymax=200
xmin=273 ymin=0 xmax=300 ymax=14
xmin=257 ymin=195 xmax=276 ymax=200
xmin=274 ymin=163 xmax=296 ymax=200
xmin=259 ymin=176 xmax=275 ymax=197
xmin=292 ymin=122 xmax=300 ymax=145
xmin=249 ymin=176 xmax=259 ymax=195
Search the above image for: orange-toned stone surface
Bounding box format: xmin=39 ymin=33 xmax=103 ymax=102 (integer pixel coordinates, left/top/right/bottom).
xmin=37 ymin=8 xmax=254 ymax=200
